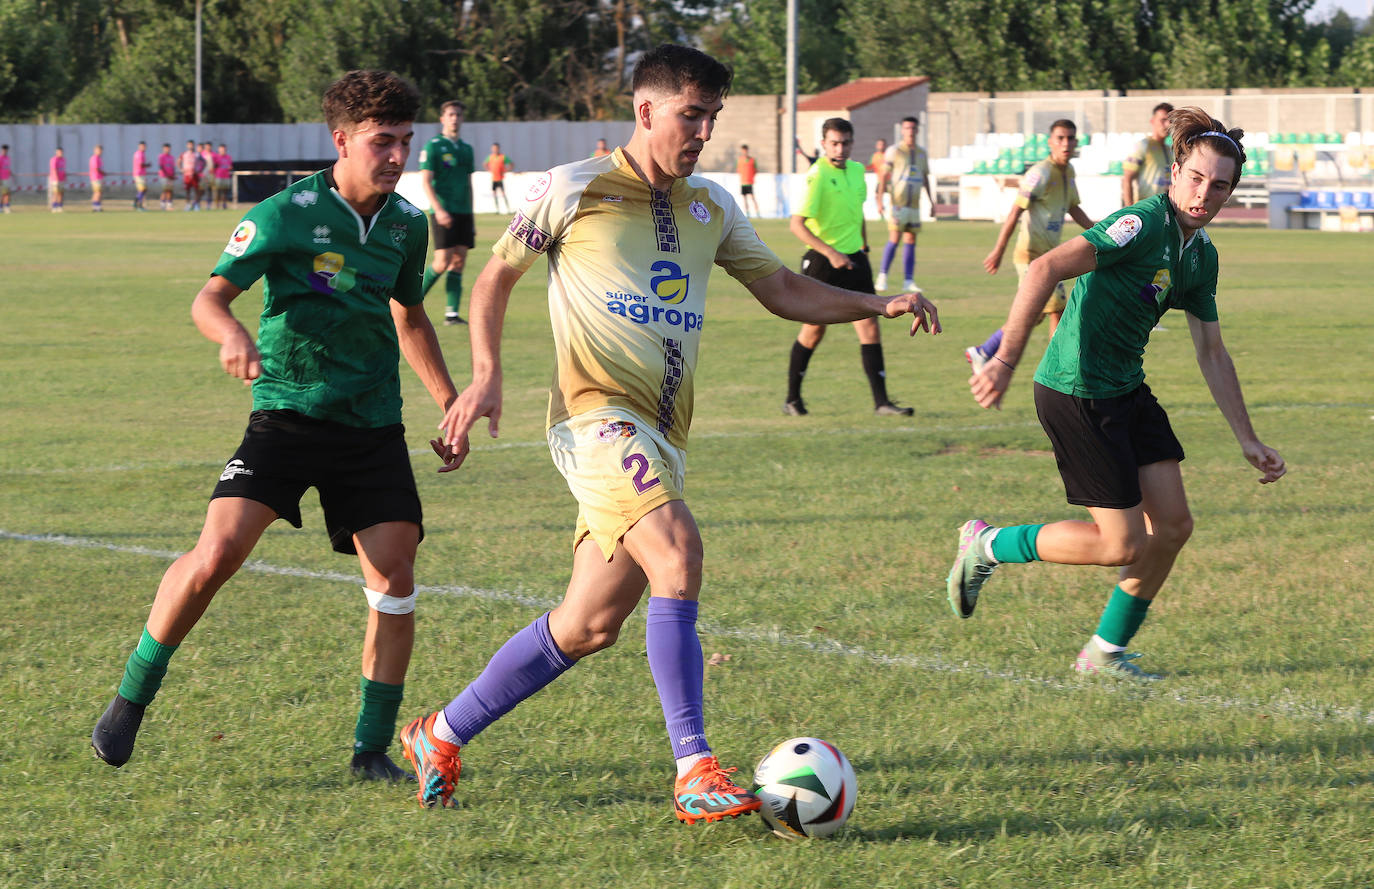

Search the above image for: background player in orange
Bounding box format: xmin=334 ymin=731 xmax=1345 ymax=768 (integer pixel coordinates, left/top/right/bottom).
xmin=736 ymin=143 xmax=760 ymax=216
xmin=485 ymin=142 xmax=512 ymax=214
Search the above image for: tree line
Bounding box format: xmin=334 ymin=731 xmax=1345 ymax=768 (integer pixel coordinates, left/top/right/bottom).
xmin=2 ymin=0 xmax=1370 ymax=124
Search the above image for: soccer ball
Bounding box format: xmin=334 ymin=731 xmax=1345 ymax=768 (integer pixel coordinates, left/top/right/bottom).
xmin=752 ymin=737 xmax=856 ymax=838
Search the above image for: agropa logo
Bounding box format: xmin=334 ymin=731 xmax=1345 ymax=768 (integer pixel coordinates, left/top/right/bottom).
xmin=650 ymin=260 xmax=689 ymax=305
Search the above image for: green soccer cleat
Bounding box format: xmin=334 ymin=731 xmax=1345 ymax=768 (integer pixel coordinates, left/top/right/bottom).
xmin=946 ymin=519 xmax=996 ymax=618
xmin=1074 ymin=644 xmax=1164 ymax=681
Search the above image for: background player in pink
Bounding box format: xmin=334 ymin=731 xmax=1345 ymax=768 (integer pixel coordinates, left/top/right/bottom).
xmin=132 ymin=141 xmax=149 ymax=211
xmin=89 ymin=145 xmax=105 ymax=212
xmin=180 ymin=140 xmax=199 ymax=209
xmin=48 ymin=147 xmax=66 ymax=212
xmin=0 ymin=144 xmax=12 ymax=213
xmin=214 ymin=143 xmax=233 ymax=210
xmin=158 ymin=143 xmax=176 ymax=210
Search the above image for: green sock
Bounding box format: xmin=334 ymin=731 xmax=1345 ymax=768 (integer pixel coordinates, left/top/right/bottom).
xmin=117 ymin=627 xmax=179 ymax=706
xmin=989 ymin=523 xmax=1045 ymax=563
xmin=355 ymin=677 xmax=405 ymax=754
xmin=1093 ymin=585 xmax=1152 ymax=648
xmin=445 ymin=271 xmax=463 ymax=315
xmin=422 ymin=266 xmax=439 ymax=297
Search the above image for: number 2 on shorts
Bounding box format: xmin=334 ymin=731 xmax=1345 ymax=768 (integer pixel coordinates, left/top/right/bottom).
xmin=622 ymin=453 xmax=662 ymax=494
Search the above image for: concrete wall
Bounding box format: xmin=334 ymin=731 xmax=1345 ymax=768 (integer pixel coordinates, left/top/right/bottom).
xmin=0 ymin=120 xmax=637 ymax=185
xmin=705 ymin=94 xmax=783 ymax=174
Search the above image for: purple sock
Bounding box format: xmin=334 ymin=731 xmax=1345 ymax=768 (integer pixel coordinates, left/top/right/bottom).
xmin=979 ymin=328 xmax=1004 ymax=357
xmin=442 ymin=612 xmax=575 ymax=745
xmin=902 ymin=243 xmax=916 ymax=280
xmin=646 ymin=597 xmax=710 ymax=759
xmin=880 ymin=241 xmax=898 ymax=275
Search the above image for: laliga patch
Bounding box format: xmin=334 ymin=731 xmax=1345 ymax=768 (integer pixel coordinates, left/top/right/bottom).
xmin=689 ymin=200 xmax=710 ymax=224
xmin=1106 ymin=214 xmax=1142 ymax=247
xmin=224 ymin=220 xmax=256 ymax=257
xmin=525 ymin=172 xmax=552 ymax=203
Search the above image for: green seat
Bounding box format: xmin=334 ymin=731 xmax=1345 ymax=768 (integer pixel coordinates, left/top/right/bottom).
xmin=1107 ymin=160 xmax=1124 ymax=176
xmin=973 ymin=161 xmax=988 ymax=174
xmin=1296 ymin=132 xmax=1312 ymax=144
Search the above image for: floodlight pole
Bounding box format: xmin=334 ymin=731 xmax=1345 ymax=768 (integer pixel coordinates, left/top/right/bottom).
xmin=785 ymin=0 xmax=797 ymax=174
xmin=195 ymin=0 xmax=203 ymax=126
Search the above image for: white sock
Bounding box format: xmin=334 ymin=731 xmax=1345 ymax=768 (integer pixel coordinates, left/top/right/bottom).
xmin=675 ymin=751 xmax=710 ymax=778
xmin=1091 ymin=634 xmax=1125 ymax=654
xmin=432 ymin=710 xmax=463 ymax=746
xmin=982 ymin=527 xmax=1000 ymax=564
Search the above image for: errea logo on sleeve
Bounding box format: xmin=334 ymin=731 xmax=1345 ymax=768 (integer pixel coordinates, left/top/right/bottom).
xmin=224 ymin=220 xmax=257 ymax=257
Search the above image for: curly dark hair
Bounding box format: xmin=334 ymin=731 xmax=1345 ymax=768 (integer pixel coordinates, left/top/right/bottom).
xmin=322 ymin=70 xmax=421 ymax=132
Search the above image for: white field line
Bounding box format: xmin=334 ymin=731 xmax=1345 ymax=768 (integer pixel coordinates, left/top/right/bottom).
xmin=4 ymin=527 xmax=1371 ymax=728
xmin=3 ymin=401 xmax=1369 ymax=477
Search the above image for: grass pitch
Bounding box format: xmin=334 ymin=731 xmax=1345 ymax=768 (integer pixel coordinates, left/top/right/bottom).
xmin=1 ymin=206 xmax=1371 ymax=889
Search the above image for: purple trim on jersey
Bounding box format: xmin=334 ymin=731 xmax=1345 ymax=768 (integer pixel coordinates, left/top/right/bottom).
xmin=508 ymin=210 xmax=551 ymax=253
xmin=159 ymin=154 xmax=176 ymax=177
xmin=440 ymin=612 xmax=575 ymax=746
xmin=646 ymin=597 xmax=709 ymax=759
xmin=650 ymin=188 xmax=679 ymax=254
xmin=656 ymin=337 xmax=684 ymax=436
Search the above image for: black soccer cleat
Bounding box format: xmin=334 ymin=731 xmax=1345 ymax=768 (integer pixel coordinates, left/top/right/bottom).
xmin=351 ymin=750 xmax=418 ymax=783
xmin=782 ymin=399 xmax=808 ymax=416
xmin=92 ymin=694 xmax=146 ymax=767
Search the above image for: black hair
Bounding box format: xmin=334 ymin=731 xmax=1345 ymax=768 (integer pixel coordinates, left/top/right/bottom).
xmin=631 ymin=44 xmax=732 ymax=102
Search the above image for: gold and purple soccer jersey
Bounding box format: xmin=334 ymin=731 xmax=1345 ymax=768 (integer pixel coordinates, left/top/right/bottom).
xmin=1123 ymin=137 xmax=1171 ymax=199
xmin=884 ymin=143 xmax=930 ymax=210
xmin=1012 ymin=158 xmax=1079 ymax=265
xmin=493 ymin=148 xmax=783 ymax=449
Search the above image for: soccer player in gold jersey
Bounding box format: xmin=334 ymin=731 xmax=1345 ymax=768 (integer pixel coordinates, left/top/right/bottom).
xmin=399 ymin=44 xmax=940 ymax=819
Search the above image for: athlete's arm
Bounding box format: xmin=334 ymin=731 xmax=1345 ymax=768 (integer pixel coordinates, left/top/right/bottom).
xmin=1068 ymin=204 xmax=1094 ymax=230
xmin=747 ymin=267 xmax=939 ymax=336
xmin=394 ymin=299 xmax=463 ymax=471
xmin=190 ymin=275 xmax=259 ymax=384
xmin=789 ymin=214 xmax=851 ymax=269
xmin=971 ymin=235 xmax=1096 ymax=410
xmin=983 ymin=204 xmax=1024 ymax=274
xmin=420 ymin=169 xmax=451 ymax=228
xmin=1187 ymin=313 xmax=1287 ymax=484
xmin=435 ymin=255 xmax=523 ymax=468
xmin=1120 ymin=168 xmax=1137 ymax=207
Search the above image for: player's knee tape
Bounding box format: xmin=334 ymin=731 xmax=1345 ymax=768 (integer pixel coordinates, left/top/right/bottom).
xmin=364 ymin=587 xmax=416 ymax=615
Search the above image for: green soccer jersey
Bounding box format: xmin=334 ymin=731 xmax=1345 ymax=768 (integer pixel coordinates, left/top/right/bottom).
xmin=418 ymin=134 xmax=475 ymax=213
xmin=212 ymin=168 xmax=430 ymax=428
xmin=797 ymin=158 xmax=866 ymax=255
xmin=1034 ymin=194 xmax=1220 ymax=399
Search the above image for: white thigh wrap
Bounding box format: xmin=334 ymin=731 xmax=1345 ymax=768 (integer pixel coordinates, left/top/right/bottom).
xmin=364 ymin=587 xmax=416 ymax=615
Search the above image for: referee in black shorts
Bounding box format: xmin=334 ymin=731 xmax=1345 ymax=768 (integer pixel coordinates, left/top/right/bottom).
xmin=783 ymin=117 xmax=914 ymax=417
